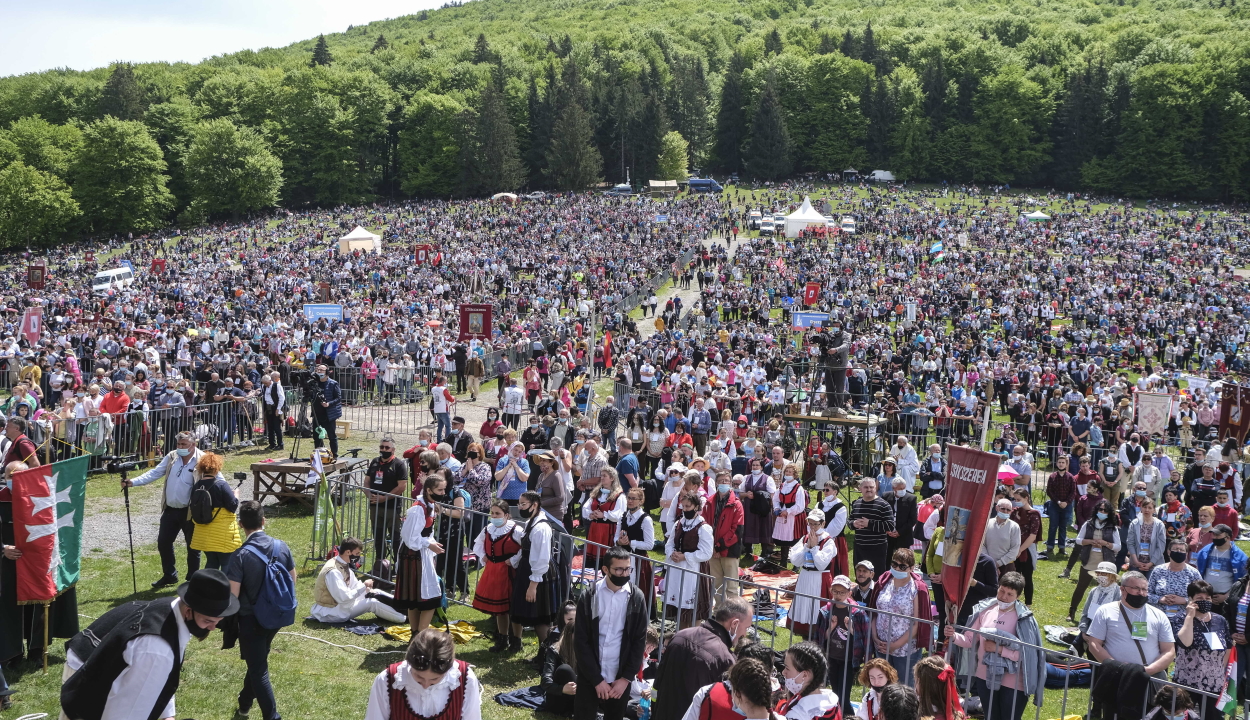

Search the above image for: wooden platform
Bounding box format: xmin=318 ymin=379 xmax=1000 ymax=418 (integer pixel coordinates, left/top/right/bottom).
xmin=251 ymin=458 xmax=362 ymax=506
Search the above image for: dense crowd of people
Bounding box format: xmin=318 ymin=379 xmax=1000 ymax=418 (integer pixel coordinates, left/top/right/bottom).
xmin=0 ymin=183 xmax=1249 ymax=718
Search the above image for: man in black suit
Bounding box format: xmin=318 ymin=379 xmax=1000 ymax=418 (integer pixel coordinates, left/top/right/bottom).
xmin=882 ymin=475 xmax=918 ymax=559
xmin=446 ymin=416 xmax=473 ymax=462
xmin=574 ymin=546 xmax=650 ymax=720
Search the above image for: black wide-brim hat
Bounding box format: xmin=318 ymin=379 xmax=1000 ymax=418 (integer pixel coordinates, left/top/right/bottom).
xmin=177 ymin=568 xmax=241 ymax=618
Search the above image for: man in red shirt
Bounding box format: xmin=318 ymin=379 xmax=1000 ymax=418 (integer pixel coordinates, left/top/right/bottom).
xmin=702 ymin=471 xmax=745 ymax=598
xmin=2 ymin=417 xmax=41 ymax=469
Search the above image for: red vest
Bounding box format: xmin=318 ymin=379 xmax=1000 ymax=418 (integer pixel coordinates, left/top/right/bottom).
xmin=698 ymin=681 xmax=745 ymax=720
xmin=590 ymin=492 xmax=622 ymax=522
xmin=410 ymin=499 xmax=435 ymax=531
xmin=385 ymin=659 xmax=468 ymax=720
xmin=776 ymin=693 xmax=843 ymax=720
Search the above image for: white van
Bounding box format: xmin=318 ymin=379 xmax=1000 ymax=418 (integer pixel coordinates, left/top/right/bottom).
xmin=840 ymin=217 xmax=857 ymax=234
xmin=92 ymin=266 xmax=135 ymax=294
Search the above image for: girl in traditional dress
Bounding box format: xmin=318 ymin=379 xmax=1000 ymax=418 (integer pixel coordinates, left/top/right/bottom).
xmin=817 ymin=479 xmax=851 ymax=577
xmin=772 ymin=464 xmax=809 ymax=562
xmin=740 ymin=458 xmax=777 ymax=563
xmin=395 ymin=475 xmax=448 ymax=632
xmin=471 ymin=499 xmax=522 ymax=653
xmin=663 ymin=492 xmax=714 ymax=630
xmin=364 ymin=628 xmax=482 ymax=720
xmin=582 ymin=466 xmax=626 ymax=564
xmin=616 ymin=487 xmax=656 ymax=611
xmin=777 ymin=642 xmax=840 ymax=720
xmin=787 ymin=509 xmax=837 ymax=639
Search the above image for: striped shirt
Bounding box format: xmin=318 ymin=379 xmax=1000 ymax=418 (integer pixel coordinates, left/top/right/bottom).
xmin=850 ymin=497 xmax=895 ymax=548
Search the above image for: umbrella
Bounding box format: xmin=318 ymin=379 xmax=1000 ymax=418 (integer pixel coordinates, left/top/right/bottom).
xmin=997 ymin=465 xmax=1019 ymax=480
xmin=425 ymin=320 xmax=442 ymax=328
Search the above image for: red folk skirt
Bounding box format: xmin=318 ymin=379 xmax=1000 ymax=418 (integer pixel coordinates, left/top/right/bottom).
xmin=585 ymin=520 xmax=616 ymax=561
xmin=472 ymin=559 xmax=515 ymax=615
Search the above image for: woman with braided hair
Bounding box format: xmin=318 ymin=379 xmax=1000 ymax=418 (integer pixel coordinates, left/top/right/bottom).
xmin=364 ymin=628 xmax=483 ymax=720
xmin=776 ymin=642 xmax=839 ymax=720
xmin=727 ymin=657 xmax=779 ymax=720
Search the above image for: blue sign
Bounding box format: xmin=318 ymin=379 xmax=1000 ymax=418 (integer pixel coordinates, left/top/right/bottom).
xmin=792 ymin=312 xmax=828 ymax=329
xmin=303 ymin=304 xmax=344 ymax=321
xmin=654 ymin=214 xmax=669 ymax=223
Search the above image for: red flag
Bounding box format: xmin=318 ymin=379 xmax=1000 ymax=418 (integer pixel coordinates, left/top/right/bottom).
xmin=19 ymin=307 xmax=42 ymax=345
xmin=804 ymin=282 xmax=820 ymax=306
xmin=603 ymin=331 xmax=613 ymax=369
xmin=938 ymin=445 xmax=1003 ymax=613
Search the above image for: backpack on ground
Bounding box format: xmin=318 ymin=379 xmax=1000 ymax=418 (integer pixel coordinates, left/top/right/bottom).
xmin=242 ymin=541 xmax=298 ymax=629
xmin=189 ymin=484 xmax=218 ymax=525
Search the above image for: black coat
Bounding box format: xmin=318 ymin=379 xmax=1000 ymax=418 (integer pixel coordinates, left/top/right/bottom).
xmin=881 ymin=491 xmax=918 ymax=545
xmin=652 ymin=620 xmax=736 ymax=720
xmin=573 ymin=581 xmax=649 ymax=686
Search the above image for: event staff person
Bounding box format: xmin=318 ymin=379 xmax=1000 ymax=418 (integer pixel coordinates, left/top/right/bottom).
xmin=311 ymin=537 xmax=407 ymax=624
xmin=59 ymin=569 xmax=239 ymax=720
xmin=364 ymin=628 xmax=483 ymax=720
xmin=703 ymin=472 xmax=745 ymax=599
xmin=366 ymin=437 xmax=409 ymax=578
xmin=124 ymin=430 xmax=202 ymax=588
xmin=310 ymin=364 xmax=342 ymax=458
xmin=850 ymin=477 xmax=894 ymax=580
xmin=1 ymin=418 xmax=39 ymax=468
xmin=573 ymin=546 xmax=650 ymax=720
xmin=260 ymin=371 xmax=285 ymax=451
xmin=652 ymin=597 xmax=753 ymax=720
xmin=512 ymin=490 xmax=572 ymax=665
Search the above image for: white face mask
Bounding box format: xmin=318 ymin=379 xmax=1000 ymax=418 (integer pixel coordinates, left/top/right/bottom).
xmin=784 ymin=673 xmax=807 ymax=696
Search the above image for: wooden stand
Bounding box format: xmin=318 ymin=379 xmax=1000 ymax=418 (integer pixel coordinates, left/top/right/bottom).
xmin=783 ymin=412 xmax=887 ymax=477
xmin=251 ymin=459 xmax=359 ymax=506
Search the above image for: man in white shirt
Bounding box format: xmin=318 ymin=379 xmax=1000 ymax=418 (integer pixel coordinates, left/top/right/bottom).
xmin=573 ymin=546 xmax=650 ymax=720
xmin=123 ymin=431 xmax=202 ymax=588
xmin=59 ymin=569 xmax=239 ymax=720
xmin=310 ymin=538 xmax=406 ymax=623
xmin=1086 ymin=570 xmax=1175 ymax=678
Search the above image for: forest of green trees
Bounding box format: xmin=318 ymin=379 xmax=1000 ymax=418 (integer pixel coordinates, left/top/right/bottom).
xmin=1 ymin=0 xmax=1248 ymax=243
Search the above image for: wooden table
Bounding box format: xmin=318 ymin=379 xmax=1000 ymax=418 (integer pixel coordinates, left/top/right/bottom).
xmin=252 ymin=459 xmax=360 ymax=506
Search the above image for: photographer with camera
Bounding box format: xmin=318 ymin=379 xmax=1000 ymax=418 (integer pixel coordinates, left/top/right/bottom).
xmin=310 ymin=364 xmax=341 ymax=458
xmin=123 ymin=430 xmax=202 ymax=588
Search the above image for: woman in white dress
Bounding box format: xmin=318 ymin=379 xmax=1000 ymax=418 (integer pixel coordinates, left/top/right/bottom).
xmin=787 ymin=509 xmax=837 ymax=639
xmin=364 ymin=628 xmax=482 ymax=720
xmin=658 ymin=463 xmax=687 ymax=535
xmin=663 ymin=492 xmax=714 ymax=629
xmin=772 ymin=465 xmax=809 ymax=557
xmin=395 ymin=475 xmax=448 ymax=633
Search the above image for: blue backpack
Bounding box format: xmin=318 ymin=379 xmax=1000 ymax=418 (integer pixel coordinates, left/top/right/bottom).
xmin=242 ymin=541 xmax=298 ymax=629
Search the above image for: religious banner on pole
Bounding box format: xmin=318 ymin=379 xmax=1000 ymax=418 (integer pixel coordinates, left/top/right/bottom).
xmin=19 ymin=307 xmax=42 ymax=346
xmin=413 ymin=244 xmax=434 ymax=264
xmin=457 ymin=304 xmax=493 ymax=342
xmin=1136 ymin=392 xmax=1173 ymax=437
xmin=149 ymin=258 xmax=167 ymax=274
xmin=804 ymin=282 xmax=820 ymax=306
xmin=27 ymin=260 xmax=46 ymax=290
xmin=1220 ymin=385 xmax=1250 ymax=444
xmin=939 ymin=445 xmax=1002 ymax=614
xmin=11 ymin=456 xmax=90 ymax=602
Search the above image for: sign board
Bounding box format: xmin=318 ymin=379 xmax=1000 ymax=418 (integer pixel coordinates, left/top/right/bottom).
xmin=791 ymin=312 xmax=828 ymax=330
xmin=150 ymin=258 xmax=167 ymax=274
xmin=804 ymin=282 xmax=820 ymax=306
xmin=458 ymin=304 xmax=493 ymax=342
xmin=302 ymin=304 xmax=344 ymax=322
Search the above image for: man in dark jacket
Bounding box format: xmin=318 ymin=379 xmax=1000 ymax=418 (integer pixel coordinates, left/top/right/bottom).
xmin=573 ymin=547 xmax=649 ymax=720
xmin=310 ymin=363 xmax=342 ymax=457
xmin=882 ymin=476 xmax=918 ymax=559
xmin=652 ymin=596 xmax=752 ymax=720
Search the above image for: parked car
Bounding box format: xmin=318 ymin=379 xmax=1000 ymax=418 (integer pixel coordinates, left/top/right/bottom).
xmin=687 ymin=177 xmax=724 ymax=193
xmin=759 ymin=220 xmax=775 ymax=236
xmin=840 ymin=217 xmax=857 ymax=234
xmin=525 ymin=191 xmax=547 ymax=200
xmin=603 ymin=183 xmax=634 ymax=196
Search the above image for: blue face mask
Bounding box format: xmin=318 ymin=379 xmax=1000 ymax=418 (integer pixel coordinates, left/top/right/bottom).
xmin=176 ymin=448 xmax=191 ymax=457
xmin=1134 ymin=490 xmax=1146 ymax=498
xmin=997 ymin=511 xmax=1010 ymax=520
xmin=490 ymin=517 xmax=507 ymax=527
xmin=1097 ymin=511 xmax=1109 ymax=521
xmin=1011 ymin=501 xmax=1023 ymax=508
xmin=890 ymin=568 xmax=909 ymax=580
xmin=717 ymin=484 xmax=731 ymax=495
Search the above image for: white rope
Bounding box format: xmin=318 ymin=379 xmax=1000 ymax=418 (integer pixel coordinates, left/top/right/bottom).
xmin=16 ymin=714 xmax=49 ymax=720
xmin=277 ymin=631 xmax=406 ymax=655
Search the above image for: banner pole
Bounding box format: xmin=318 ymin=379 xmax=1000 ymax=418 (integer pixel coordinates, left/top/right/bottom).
xmin=42 ymin=601 xmax=49 ymax=673
xmin=980 ymin=397 xmax=992 ymax=451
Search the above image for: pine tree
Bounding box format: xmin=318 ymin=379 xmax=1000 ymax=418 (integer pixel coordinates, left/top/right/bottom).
xmin=862 ymin=75 xmax=895 ymax=166
xmin=921 ymin=55 xmax=949 ymax=132
xmin=764 ymin=28 xmax=784 ymax=56
xmin=99 ymin=63 xmax=146 ymax=121
xmin=840 ymin=30 xmax=858 ymax=58
xmin=546 ymin=103 xmax=602 ymax=190
xmin=631 ymin=81 xmax=669 ymax=183
xmin=712 ymin=53 xmax=749 ymax=174
xmin=558 ymin=35 xmax=574 ymax=58
xmin=1051 ymin=60 xmax=1108 ymax=188
xmin=744 ymin=79 xmax=792 ymax=180
xmin=547 ymin=38 xmax=560 ymax=55
xmin=371 ymin=34 xmax=390 ymax=53
xmin=473 ymin=34 xmax=493 ymax=63
xmin=526 ymin=69 xmax=557 ymax=187
xmin=466 ymin=70 xmax=525 ymax=194
xmin=861 ymin=23 xmax=877 ymax=67
xmin=311 ymin=35 xmax=333 ymax=67
xmin=818 ymin=34 xmax=837 ymax=55
xmin=955 ymin=69 xmax=978 ymax=125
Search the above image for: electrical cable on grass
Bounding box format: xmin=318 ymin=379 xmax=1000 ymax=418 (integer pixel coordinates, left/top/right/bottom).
xmin=278 ymin=632 xmax=406 ymax=654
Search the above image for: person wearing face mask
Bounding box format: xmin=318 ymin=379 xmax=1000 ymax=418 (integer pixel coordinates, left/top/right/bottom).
xmin=1212 ymin=489 xmax=1241 ymax=539
xmin=309 ymin=363 xmax=341 ymax=458
xmin=771 ymin=466 xmax=808 ymax=567
xmin=1087 ymin=570 xmax=1176 ymax=680
xmin=740 ymin=458 xmax=777 ymax=566
xmin=919 ymin=443 xmax=945 ymax=499
xmin=1044 ymin=455 xmax=1077 ymax=560
xmin=882 ymin=476 xmax=917 ymax=560
xmin=1125 ymin=497 xmax=1167 ymax=577
xmin=1067 ymin=498 xmax=1121 ymax=621
xmin=1146 ymin=538 xmax=1202 ymax=620
xmin=1194 ymin=524 xmax=1248 ymax=614
xmin=651 ymin=596 xmax=753 ymax=720
xmin=665 ymin=492 xmax=715 ymax=630
xmin=364 ymin=628 xmax=483 ymax=720
xmin=984 ymin=499 xmax=1022 ymax=574
xmin=702 ymin=472 xmax=745 ymax=600
xmin=125 ymin=431 xmax=204 ymax=588
xmin=1170 ymin=579 xmax=1232 ymax=720
xmin=1115 ymin=434 xmax=1147 ymax=508
xmin=777 ymin=641 xmax=838 ymax=719
xmin=853 ymin=658 xmax=899 ymax=720
xmin=869 ymin=548 xmax=934 ymax=682
xmin=571 ymin=546 xmax=650 ymax=720
xmin=472 ymin=500 xmax=523 ymax=653
xmin=658 ymin=464 xmax=688 ymax=536
xmin=946 ymin=572 xmax=1046 ymax=720
xmin=617 ymin=487 xmax=657 ymax=610
xmin=311 ymin=537 xmax=406 ymax=625
xmin=510 ymin=491 xmax=572 ymax=666
xmin=60 ymin=568 xmax=239 ymax=720
xmin=395 ymin=475 xmax=449 ymax=633
xmin=584 ymin=466 xmax=626 ymax=562
xmin=817 ymin=480 xmax=850 ymax=578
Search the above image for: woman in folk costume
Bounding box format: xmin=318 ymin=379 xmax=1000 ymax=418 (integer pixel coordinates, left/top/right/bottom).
xmin=803 ymin=435 xmax=830 ymax=487
xmin=395 ymin=475 xmax=449 ymax=633
xmin=740 ymin=457 xmax=777 ymax=562
xmin=772 ymin=464 xmax=809 ymax=560
xmin=582 ymin=466 xmax=626 ymax=564
xmin=816 ymin=478 xmax=851 ymax=578
xmin=365 ymin=628 xmax=482 ymax=720
xmin=787 ymin=509 xmax=838 ymax=640
xmin=471 ymin=499 xmax=522 ymax=654
xmin=663 ymin=492 xmax=714 ymax=630
xmin=510 ymin=490 xmax=570 ymax=664
xmin=616 ymin=487 xmax=656 ymax=610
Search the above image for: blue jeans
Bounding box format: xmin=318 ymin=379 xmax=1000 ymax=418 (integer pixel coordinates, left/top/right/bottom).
xmin=1046 ymin=501 xmax=1072 ymax=550
xmin=887 ymin=650 xmax=923 ymax=685
xmin=238 ymin=614 xmax=281 ymax=720
xmin=435 ymin=412 xmax=451 ymax=442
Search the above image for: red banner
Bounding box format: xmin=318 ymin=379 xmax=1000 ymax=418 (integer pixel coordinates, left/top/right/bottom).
xmin=603 ymin=331 xmax=613 ymax=369
xmin=804 ymin=282 xmax=820 ymax=306
xmin=150 ymin=258 xmax=167 ymax=274
xmin=938 ymin=445 xmax=1003 ymax=613
xmin=457 ymin=304 xmax=493 ymax=342
xmin=1220 ymin=385 xmax=1250 ymax=445
xmin=27 ymin=261 xmax=46 ymax=290
xmin=19 ymin=308 xmax=42 ymax=346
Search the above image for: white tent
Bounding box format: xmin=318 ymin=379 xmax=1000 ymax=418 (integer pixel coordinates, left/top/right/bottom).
xmin=338 ymin=226 xmax=382 ymax=254
xmin=1023 ymin=210 xmax=1051 ymax=222
xmin=783 ymin=197 xmax=829 ymax=238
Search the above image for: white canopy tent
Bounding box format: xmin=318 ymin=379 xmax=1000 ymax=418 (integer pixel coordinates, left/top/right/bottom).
xmin=338 ymin=226 xmax=382 ymax=254
xmin=1023 ymin=210 xmax=1051 ymax=222
xmin=783 ymin=197 xmax=828 ymax=238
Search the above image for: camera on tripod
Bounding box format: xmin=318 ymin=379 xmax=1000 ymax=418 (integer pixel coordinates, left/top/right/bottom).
xmin=301 ymin=373 xmax=326 ymax=405
xmin=102 ymin=454 xmax=142 ymax=473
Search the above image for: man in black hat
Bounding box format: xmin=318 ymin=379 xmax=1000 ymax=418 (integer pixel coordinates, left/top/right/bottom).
xmin=60 ymin=568 xmax=239 ymax=720
xmin=446 ymin=416 xmax=473 ymax=463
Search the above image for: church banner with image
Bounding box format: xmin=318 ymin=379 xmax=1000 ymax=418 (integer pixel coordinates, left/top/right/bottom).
xmin=938 ymin=445 xmax=1002 ymax=612
xmin=12 ymin=456 xmax=90 ymax=603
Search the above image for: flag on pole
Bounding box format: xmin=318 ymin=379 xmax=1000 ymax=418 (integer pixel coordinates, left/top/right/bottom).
xmin=1220 ymin=646 xmax=1238 ymax=715
xmin=938 ymin=445 xmax=1002 ymax=611
xmin=305 ymin=447 xmax=326 ymax=487
xmin=804 ymin=282 xmax=820 ymax=306
xmin=603 ymin=331 xmax=613 ymax=369
xmin=930 ymin=241 xmax=944 ymax=254
xmin=12 ymin=456 xmax=90 ymax=603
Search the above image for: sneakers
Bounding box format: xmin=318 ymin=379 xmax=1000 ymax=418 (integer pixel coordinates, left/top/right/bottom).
xmin=1057 ymin=569 xmax=1070 ymax=579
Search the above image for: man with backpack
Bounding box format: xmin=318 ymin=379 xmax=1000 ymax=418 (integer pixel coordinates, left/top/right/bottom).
xmin=226 ymin=500 xmax=297 ymax=720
